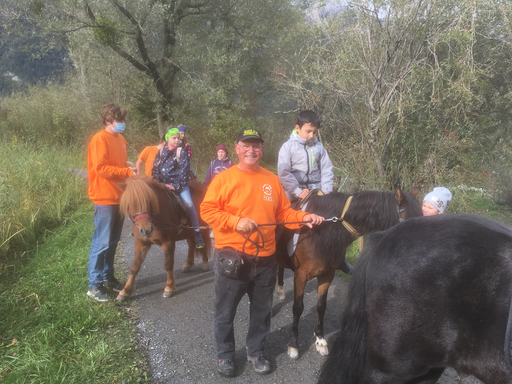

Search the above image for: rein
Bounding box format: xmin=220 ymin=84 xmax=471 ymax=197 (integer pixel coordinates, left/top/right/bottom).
xmin=128 ymin=194 xmax=406 ymax=248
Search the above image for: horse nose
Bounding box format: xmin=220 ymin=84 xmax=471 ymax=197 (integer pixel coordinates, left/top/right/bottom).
xmin=139 ymin=226 xmax=153 ymax=238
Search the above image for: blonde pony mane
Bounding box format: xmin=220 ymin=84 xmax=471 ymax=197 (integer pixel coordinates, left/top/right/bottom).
xmin=120 ymin=174 xmax=161 ymax=216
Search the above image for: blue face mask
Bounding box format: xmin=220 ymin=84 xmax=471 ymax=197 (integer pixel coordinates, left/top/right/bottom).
xmin=112 ymin=123 xmax=125 ymax=133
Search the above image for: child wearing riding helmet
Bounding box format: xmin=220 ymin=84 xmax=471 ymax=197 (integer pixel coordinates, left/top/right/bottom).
xmin=422 ymin=187 xmax=452 ymax=216
xmin=152 ymin=127 xmax=205 ymax=248
xmin=203 ymin=145 xmax=234 ymax=186
xmin=278 ymin=110 xmax=334 ymax=204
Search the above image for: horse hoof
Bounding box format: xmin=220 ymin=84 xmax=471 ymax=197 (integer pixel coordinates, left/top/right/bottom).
xmin=163 ymin=290 xmax=173 ymax=298
xmin=182 ymin=264 xmax=193 ymax=273
xmin=276 ymin=286 xmax=286 ymax=301
xmin=288 ymin=346 xmax=299 ymax=359
xmin=315 ymin=337 xmax=329 ymax=356
xmin=116 ymin=293 xmax=130 ymax=302
xmin=201 ymin=263 xmax=209 ymax=272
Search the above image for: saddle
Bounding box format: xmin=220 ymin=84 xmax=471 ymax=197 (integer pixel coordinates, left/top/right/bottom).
xmin=164 ymin=188 xmax=189 ymax=229
xmin=277 ymin=189 xmax=325 ymax=258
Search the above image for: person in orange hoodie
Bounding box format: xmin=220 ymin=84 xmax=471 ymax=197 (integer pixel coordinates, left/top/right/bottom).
xmin=201 ymin=128 xmax=325 ymax=377
xmin=86 ymin=103 xmax=136 ymax=302
xmin=135 ymin=138 xmax=165 ymax=176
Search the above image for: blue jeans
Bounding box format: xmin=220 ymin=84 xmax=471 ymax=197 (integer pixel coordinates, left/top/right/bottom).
xmin=88 ymin=204 xmax=124 ymax=288
xmin=213 ymin=250 xmax=276 ymax=359
xmin=179 ymin=186 xmax=200 ymax=228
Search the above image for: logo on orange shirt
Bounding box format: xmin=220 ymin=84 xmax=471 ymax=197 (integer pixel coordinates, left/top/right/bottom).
xmin=262 ymin=184 xmax=273 ymax=201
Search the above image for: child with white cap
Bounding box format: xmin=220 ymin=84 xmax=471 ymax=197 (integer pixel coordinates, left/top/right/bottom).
xmin=422 ymin=187 xmax=452 ymax=216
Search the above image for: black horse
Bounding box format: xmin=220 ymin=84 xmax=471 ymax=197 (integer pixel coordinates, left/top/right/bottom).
xmin=318 ymin=214 xmax=512 ymax=384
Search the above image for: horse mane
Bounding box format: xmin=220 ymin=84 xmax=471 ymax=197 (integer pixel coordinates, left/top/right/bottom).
xmin=119 ymin=174 xmax=160 ymax=216
xmin=306 ymin=190 xmax=421 ymax=262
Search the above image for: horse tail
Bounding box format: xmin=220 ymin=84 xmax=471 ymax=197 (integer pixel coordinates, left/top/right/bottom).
xmin=318 ymin=235 xmax=379 ymax=383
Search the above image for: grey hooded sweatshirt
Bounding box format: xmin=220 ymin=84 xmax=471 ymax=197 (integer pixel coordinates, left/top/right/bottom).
xmin=278 ymin=129 xmax=334 ymax=202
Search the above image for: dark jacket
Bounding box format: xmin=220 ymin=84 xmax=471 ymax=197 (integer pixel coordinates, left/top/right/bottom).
xmin=152 ymin=144 xmax=190 ymax=192
xmin=203 ymin=157 xmax=234 ymax=185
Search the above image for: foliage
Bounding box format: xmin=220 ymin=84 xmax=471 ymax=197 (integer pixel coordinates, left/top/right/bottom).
xmin=0 ymin=204 xmax=149 ymax=383
xmin=0 ymin=13 xmax=70 ymax=96
xmin=2 ymin=0 xmax=303 ymax=129
xmin=0 ymin=142 xmax=87 ymax=274
xmin=274 ymin=0 xmax=512 ymax=191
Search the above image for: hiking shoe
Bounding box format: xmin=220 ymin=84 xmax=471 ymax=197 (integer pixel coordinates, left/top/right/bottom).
xmin=87 ymin=285 xmax=109 ymax=302
xmin=194 ymin=232 xmax=205 ymax=249
xmin=218 ymin=359 xmax=235 ymax=377
xmin=103 ymin=277 xmax=125 ymax=292
xmin=247 ymin=355 xmax=271 ymax=374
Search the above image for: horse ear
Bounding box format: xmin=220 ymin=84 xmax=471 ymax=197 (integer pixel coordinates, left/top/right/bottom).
xmin=117 ymin=182 xmax=127 ymax=191
xmin=409 ymin=186 xmax=421 ymax=198
xmin=395 ymin=188 xmax=405 ymax=204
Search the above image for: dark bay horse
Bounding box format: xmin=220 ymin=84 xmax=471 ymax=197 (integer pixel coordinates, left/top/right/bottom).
xmin=117 ymin=174 xmax=210 ymax=301
xmin=275 ymin=188 xmax=422 ymax=359
xmin=318 ymin=214 xmax=512 ymax=384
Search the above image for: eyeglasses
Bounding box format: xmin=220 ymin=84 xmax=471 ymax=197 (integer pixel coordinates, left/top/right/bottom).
xmin=237 ymin=143 xmax=263 ymax=151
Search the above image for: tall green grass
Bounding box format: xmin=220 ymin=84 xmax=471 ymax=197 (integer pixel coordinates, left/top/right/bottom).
xmin=0 ymin=144 xmax=148 ymax=382
xmin=0 ymin=141 xmax=87 ymax=276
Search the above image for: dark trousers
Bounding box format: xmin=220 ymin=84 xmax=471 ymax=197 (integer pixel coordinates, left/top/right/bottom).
xmin=213 ymin=250 xmax=276 ymax=360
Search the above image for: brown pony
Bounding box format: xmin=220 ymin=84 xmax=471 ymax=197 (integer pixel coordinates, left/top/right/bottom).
xmin=117 ymin=174 xmax=210 ymax=301
xmin=275 ymin=188 xmax=422 ymax=359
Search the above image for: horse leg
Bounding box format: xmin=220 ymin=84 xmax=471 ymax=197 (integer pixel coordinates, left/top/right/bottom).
xmin=288 ymin=270 xmax=307 ymax=359
xmin=314 ymin=270 xmax=335 ymax=356
xmin=182 ymin=236 xmax=195 ymax=273
xmin=162 ymin=241 xmax=176 ymax=298
xmin=199 ymin=248 xmax=209 ymax=271
xmin=276 ymin=266 xmax=286 ymax=300
xmin=117 ymin=241 xmax=151 ymax=301
xmin=200 ymin=228 xmax=209 ymax=271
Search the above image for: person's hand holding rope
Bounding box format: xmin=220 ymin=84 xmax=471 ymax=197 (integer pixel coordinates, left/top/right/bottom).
xmin=302 ymin=213 xmax=324 ymax=228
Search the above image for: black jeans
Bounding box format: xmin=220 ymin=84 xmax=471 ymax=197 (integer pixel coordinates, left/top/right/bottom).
xmin=213 ymin=249 xmax=276 ymax=360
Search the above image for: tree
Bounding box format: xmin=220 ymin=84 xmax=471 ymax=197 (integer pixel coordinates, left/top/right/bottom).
xmin=1 ymin=0 xmax=301 ymax=133
xmin=273 ymin=0 xmax=512 ymax=189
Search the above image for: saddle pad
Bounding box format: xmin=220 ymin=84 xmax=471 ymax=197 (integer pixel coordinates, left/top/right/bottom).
xmin=286 ymin=202 xmax=309 ymax=256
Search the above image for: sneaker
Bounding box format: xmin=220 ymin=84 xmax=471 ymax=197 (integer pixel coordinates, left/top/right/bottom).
xmin=247 ymin=355 xmax=271 ymax=374
xmin=218 ymin=359 xmax=235 ymax=377
xmin=103 ymin=277 xmax=125 ymax=292
xmin=87 ymin=285 xmax=109 ymax=302
xmin=194 ymin=232 xmax=205 ymax=249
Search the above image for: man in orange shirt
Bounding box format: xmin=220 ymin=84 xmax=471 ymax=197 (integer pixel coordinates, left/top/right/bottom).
xmin=87 ymin=104 xmax=135 ymax=302
xmin=201 ymin=129 xmax=324 ymax=377
xmin=135 ymin=138 xmax=165 ymax=176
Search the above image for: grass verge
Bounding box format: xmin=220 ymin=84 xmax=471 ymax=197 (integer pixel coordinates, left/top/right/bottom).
xmin=0 ymin=203 xmax=148 ymax=383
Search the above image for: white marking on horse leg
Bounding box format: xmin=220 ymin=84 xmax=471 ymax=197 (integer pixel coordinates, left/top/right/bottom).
xmin=276 ymin=285 xmax=286 ymax=301
xmin=163 ymin=289 xmax=173 ymax=298
xmin=315 ymin=335 xmax=329 ymax=356
xmin=288 ymin=346 xmax=299 ymax=359
xmin=116 ymin=292 xmax=130 ymax=302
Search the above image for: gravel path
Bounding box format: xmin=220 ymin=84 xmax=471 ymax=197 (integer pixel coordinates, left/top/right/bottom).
xmin=117 ymin=220 xmax=483 ymax=384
